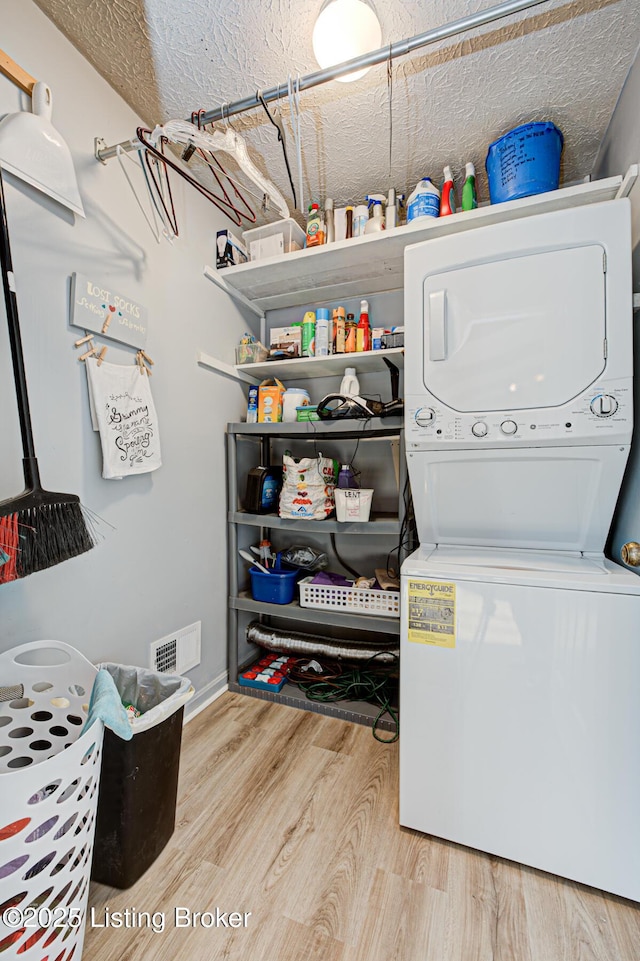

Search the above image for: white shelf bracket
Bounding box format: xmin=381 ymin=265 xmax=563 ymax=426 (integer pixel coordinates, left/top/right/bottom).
xmin=197 ymin=349 xmax=260 ymax=384
xmin=204 ymin=265 xmax=266 ymax=324
xmin=615 ymin=164 xmax=639 ymax=199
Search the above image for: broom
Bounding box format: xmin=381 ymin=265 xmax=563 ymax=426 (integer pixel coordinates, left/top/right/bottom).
xmin=0 ymin=167 xmax=94 ymax=583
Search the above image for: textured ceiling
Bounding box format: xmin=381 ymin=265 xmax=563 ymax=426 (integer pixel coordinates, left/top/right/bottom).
xmin=33 ymin=0 xmax=640 ymax=227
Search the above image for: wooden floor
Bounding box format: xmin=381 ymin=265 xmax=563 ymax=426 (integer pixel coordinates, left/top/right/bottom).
xmin=86 ymin=692 xmax=640 ymax=961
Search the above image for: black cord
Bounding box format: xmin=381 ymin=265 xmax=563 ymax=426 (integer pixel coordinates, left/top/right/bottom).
xmin=290 ymin=653 xmax=399 ymax=742
xmin=330 ymin=532 xmax=361 ymax=579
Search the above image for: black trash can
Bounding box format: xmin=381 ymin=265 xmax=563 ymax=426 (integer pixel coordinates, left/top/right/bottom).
xmin=90 ymin=663 xmax=193 ymax=889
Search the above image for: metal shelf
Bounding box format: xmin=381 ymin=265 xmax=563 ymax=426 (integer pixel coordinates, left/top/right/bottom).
xmin=207 ymin=176 xmax=623 ymax=312
xmin=227 ymin=417 xmax=402 ymax=439
xmin=231 ymin=592 xmax=400 ymax=634
xmin=228 ymin=680 xmax=398 ymax=733
xmin=230 ymin=510 xmax=401 ymax=535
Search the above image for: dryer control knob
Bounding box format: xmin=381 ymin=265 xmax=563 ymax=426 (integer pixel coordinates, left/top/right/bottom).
xmin=471 ymin=421 xmax=488 ymax=437
xmin=590 ymin=394 xmax=618 ymax=417
xmin=501 ymin=420 xmax=518 ymax=435
xmin=415 ymin=408 xmax=435 ymax=427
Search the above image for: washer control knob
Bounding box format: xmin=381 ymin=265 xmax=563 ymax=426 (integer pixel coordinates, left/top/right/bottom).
xmin=590 ymin=394 xmax=618 ymax=417
xmin=415 ymin=408 xmax=435 ymax=427
xmin=471 ymin=421 xmax=488 ymax=437
xmin=501 ymin=420 xmax=518 ymax=435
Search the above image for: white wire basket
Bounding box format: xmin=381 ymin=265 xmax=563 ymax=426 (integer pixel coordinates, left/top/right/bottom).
xmin=298 ymin=576 xmax=400 ymax=617
xmin=0 ymin=641 xmax=103 ymax=961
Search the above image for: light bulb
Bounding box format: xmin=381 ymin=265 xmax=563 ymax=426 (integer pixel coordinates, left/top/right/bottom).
xmin=312 ymin=0 xmax=382 ymax=82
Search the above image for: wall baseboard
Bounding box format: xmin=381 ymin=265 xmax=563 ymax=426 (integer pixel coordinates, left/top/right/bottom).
xmin=184 ymin=671 xmax=228 ymax=723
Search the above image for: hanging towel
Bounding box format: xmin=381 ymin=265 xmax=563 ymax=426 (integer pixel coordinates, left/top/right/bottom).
xmin=86 ymin=357 xmax=162 ymax=479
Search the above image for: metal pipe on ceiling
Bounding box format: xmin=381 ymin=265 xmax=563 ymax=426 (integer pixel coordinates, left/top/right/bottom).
xmin=95 ymin=0 xmax=552 ymax=162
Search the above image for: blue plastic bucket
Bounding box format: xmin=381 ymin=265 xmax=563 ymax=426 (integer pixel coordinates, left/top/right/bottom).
xmin=249 ymin=563 xmax=299 ymax=604
xmin=485 ymin=122 xmax=564 ymax=204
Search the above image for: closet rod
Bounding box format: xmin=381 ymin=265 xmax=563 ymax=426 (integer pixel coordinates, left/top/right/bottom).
xmin=96 ymin=0 xmax=551 ymax=162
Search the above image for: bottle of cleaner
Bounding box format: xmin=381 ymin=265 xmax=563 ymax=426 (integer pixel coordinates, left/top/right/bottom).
xmin=364 ymin=196 xmax=385 ymax=234
xmin=325 ymin=198 xmax=335 ymax=243
xmin=406 ymin=177 xmax=440 ymax=222
xmin=356 ymin=300 xmax=370 ymax=352
xmin=439 ymin=166 xmax=456 ymax=217
xmin=315 ymin=308 xmax=330 ymax=356
xmin=340 ymin=367 xmax=360 ymax=396
xmin=302 ymin=310 xmax=316 ymax=357
xmin=345 ymin=313 xmax=357 ymax=352
xmin=306 ymin=203 xmax=324 ymax=247
xmin=334 ymin=306 xmax=346 ymax=353
xmin=353 ymin=204 xmax=369 ymax=237
xmin=337 ymin=464 xmax=359 ymax=489
xmin=462 ymin=162 xmax=478 ymax=211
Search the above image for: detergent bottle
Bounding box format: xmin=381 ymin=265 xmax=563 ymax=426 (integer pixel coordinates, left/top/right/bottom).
xmin=406 ymin=177 xmax=440 ymax=222
xmin=462 ymin=162 xmax=478 ymax=211
xmin=339 ymin=367 xmax=360 ymax=396
xmin=306 ymin=202 xmax=324 ymax=247
xmin=439 ymin=166 xmax=456 ymax=216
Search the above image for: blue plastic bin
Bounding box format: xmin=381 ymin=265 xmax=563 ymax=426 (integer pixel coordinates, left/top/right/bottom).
xmin=249 ymin=562 xmax=299 ymax=604
xmin=485 ymin=121 xmax=564 ymax=204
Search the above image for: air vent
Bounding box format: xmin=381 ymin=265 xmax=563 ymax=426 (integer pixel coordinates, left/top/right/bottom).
xmin=150 ymin=622 xmax=201 ymax=674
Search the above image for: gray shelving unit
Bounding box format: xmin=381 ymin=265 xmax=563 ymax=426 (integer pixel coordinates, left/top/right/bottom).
xmin=226 ymin=417 xmax=411 ymax=732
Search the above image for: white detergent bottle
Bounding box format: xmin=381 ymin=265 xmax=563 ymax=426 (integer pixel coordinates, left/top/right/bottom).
xmin=364 ymin=199 xmax=385 ymax=233
xmin=406 ymin=177 xmax=440 ymax=222
xmin=340 ymin=367 xmax=360 ymax=396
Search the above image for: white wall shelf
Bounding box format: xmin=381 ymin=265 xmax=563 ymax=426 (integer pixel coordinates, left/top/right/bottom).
xmin=235 ymin=346 xmax=404 ymax=381
xmin=205 ymin=175 xmax=623 ymax=312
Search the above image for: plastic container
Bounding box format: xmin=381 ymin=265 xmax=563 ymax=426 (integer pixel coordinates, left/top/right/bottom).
xmin=299 ymin=576 xmax=400 ymax=617
xmin=249 ymin=563 xmax=300 ymax=604
xmin=282 ymin=389 xmax=310 ymax=423
xmin=335 ymin=487 xmax=373 ymax=522
xmin=353 ymin=204 xmax=369 ymax=237
xmin=91 ymin=664 xmax=193 ymax=889
xmin=0 ymin=640 xmax=104 ymax=961
xmin=485 ymin=121 xmax=564 ymax=204
xmin=235 ymin=341 xmax=268 ymax=365
xmin=242 ymin=218 xmax=305 ymax=261
xmin=406 ymin=178 xmax=440 ymax=221
xmin=296 ymin=405 xmax=319 ymax=422
xmin=338 ymin=465 xmax=358 ymax=489
xmin=340 ymin=367 xmax=360 ymax=396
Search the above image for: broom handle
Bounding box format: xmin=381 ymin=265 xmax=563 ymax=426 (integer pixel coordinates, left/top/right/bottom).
xmin=0 ymin=167 xmax=41 ymax=485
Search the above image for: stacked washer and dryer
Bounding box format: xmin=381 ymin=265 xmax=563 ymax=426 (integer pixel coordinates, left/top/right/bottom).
xmin=400 ymin=197 xmax=640 ymax=901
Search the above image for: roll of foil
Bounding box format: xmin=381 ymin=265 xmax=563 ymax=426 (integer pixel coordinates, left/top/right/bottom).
xmin=246 ymin=621 xmax=398 ymax=663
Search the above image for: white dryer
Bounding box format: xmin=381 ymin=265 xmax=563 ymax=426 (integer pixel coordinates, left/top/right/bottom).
xmin=399 ymin=198 xmax=640 ymax=901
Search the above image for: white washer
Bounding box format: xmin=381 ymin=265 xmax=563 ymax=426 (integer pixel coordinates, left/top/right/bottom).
xmin=400 ymin=199 xmax=640 ymax=900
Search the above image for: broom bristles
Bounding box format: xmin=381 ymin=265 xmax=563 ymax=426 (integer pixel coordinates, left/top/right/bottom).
xmin=0 ymin=500 xmax=95 ymax=582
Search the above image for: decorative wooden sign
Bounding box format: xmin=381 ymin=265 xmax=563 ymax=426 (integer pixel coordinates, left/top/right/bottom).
xmin=70 ymin=273 xmax=148 ymax=348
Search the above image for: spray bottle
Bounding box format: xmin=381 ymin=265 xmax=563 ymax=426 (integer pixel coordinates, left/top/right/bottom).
xmin=461 ymin=162 xmax=478 ymax=211
xmin=439 ymin=166 xmax=456 ymax=217
xmin=364 ymin=194 xmax=386 ymax=234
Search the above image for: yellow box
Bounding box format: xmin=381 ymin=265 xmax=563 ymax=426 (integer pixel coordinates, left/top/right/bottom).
xmin=258 ymin=378 xmax=285 ymax=423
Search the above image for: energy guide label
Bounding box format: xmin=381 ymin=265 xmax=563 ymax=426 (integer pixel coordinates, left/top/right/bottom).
xmin=407 ymin=580 xmax=456 ymax=647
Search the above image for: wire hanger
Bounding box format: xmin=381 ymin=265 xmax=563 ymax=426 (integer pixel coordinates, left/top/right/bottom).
xmin=116 ymin=145 xmax=165 ymax=243
xmin=183 ymin=110 xmax=256 ymax=226
xmin=288 ymin=74 xmax=304 ymax=215
xmin=257 ymin=88 xmax=296 ymax=209
xmin=139 ymin=138 xmax=180 ymax=237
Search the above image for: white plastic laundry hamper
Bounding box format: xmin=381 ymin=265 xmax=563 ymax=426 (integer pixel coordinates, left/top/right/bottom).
xmin=0 ymin=641 xmax=103 ymax=961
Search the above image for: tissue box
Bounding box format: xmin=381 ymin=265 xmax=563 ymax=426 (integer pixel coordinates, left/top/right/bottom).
xmin=216 ymin=229 xmax=248 ymax=268
xmin=258 ymin=378 xmax=286 ymax=423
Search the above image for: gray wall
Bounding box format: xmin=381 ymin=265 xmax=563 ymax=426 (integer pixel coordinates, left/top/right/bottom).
xmin=0 ymin=1 xmax=254 ymax=713
xmin=592 ymin=41 xmax=640 ymax=564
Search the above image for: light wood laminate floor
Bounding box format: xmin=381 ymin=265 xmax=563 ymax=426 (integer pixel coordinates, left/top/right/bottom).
xmin=86 ymin=692 xmax=640 ymax=961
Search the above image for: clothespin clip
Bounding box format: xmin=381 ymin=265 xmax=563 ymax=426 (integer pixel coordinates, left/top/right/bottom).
xmin=136 ymin=350 xmax=145 ymax=375
xmin=97 ymin=346 xmax=108 ymax=367
xmin=79 ymin=344 xmax=98 ymax=361
xmin=140 ymin=349 xmax=154 ymax=368
xmin=102 ymin=313 xmax=113 ymax=334
xmin=74 ymin=333 xmax=93 ymax=347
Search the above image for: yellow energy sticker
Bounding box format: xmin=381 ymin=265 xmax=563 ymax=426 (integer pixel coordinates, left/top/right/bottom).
xmin=407 ymin=580 xmax=456 ymax=647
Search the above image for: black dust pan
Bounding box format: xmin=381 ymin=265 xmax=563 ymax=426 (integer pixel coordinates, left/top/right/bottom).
xmin=0 ymin=167 xmax=94 ymax=583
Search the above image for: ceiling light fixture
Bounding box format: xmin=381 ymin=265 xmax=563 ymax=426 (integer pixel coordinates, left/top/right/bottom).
xmin=312 ymin=0 xmax=382 ymax=83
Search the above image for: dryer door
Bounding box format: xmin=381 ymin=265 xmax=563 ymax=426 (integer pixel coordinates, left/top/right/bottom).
xmin=422 ymin=244 xmax=606 ymax=412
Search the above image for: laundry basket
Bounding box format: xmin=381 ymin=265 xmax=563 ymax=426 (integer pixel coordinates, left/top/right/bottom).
xmin=0 ymin=641 xmax=103 ymax=961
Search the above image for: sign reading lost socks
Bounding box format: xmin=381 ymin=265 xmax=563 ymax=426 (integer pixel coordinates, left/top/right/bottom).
xmin=407 ymin=580 xmax=456 ymax=647
xmin=70 ymin=273 xmax=148 ymax=348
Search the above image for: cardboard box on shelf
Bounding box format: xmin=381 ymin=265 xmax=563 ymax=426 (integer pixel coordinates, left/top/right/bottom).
xmin=216 ymin=229 xmax=248 ymax=268
xmin=269 ymin=326 xmax=302 ymax=359
xmin=258 ymin=378 xmax=286 ymax=423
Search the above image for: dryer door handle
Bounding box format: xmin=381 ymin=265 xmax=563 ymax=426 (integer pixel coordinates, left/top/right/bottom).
xmin=429 ymin=290 xmax=447 ymax=361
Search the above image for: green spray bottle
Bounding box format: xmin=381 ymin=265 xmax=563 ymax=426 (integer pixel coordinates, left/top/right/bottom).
xmin=461 ymin=162 xmax=478 ymax=211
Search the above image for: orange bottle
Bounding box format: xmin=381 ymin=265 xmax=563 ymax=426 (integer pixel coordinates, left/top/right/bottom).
xmin=356 ymin=300 xmax=370 ymax=352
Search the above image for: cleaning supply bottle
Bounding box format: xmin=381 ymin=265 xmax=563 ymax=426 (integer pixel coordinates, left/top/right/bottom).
xmin=364 ymin=195 xmax=386 ymax=233
xmin=306 ymin=202 xmax=324 ymax=247
xmin=302 ymin=310 xmax=316 ymax=356
xmin=345 ymin=313 xmax=357 ymax=352
xmin=340 ymin=367 xmax=360 ymax=396
xmin=315 ymin=308 xmax=330 ymax=356
xmin=386 ymin=188 xmax=399 ymax=229
xmin=406 ymin=177 xmax=440 ymax=222
xmin=345 ymin=205 xmax=354 ymax=239
xmin=462 ymin=162 xmax=478 ymax=211
xmin=337 ymin=464 xmax=359 ymax=489
xmin=325 ymin=198 xmax=335 ymax=243
xmin=439 ymin=166 xmax=456 ymax=217
xmin=334 ymin=306 xmax=346 ymax=353
xmin=356 ymin=300 xmax=370 ymax=352
xmin=353 ymin=204 xmax=369 ymax=237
